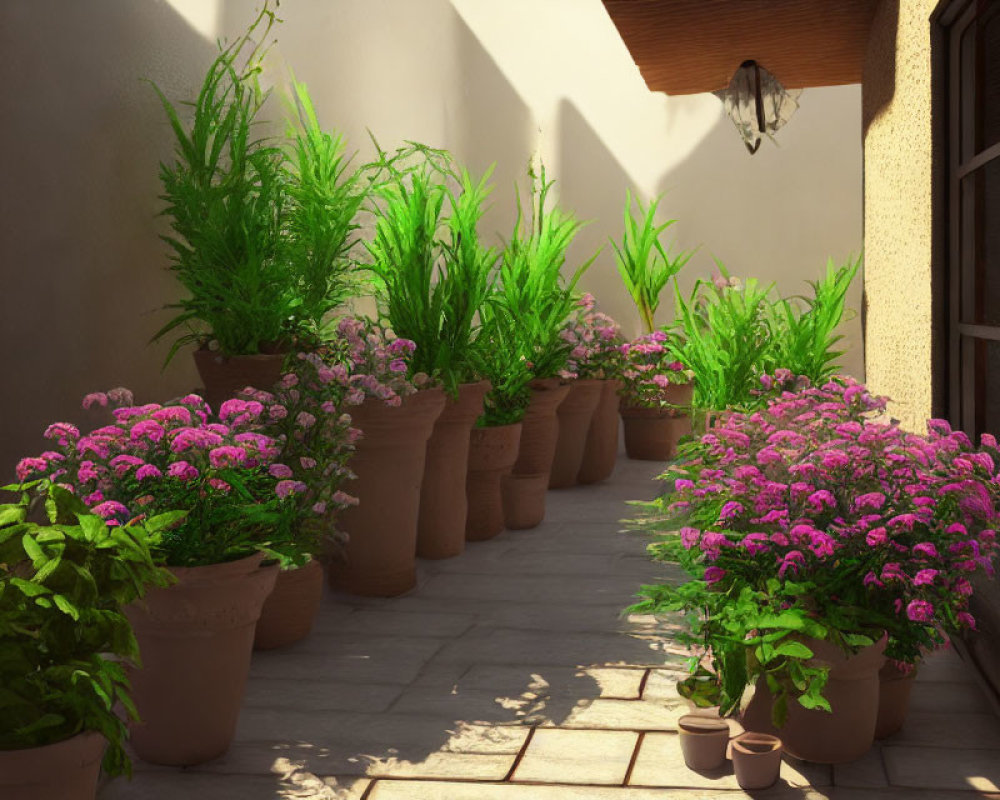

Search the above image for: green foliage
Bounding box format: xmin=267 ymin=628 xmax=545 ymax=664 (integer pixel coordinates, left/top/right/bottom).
xmin=491 ymin=162 xmax=597 ymax=382
xmin=669 ymin=257 xmax=860 ymax=413
xmin=366 ymin=143 xmax=497 ymax=394
xmin=473 ymin=297 xmax=534 ymax=427
xmin=151 ymin=5 xmax=368 ymax=361
xmin=670 ymin=263 xmax=776 ymax=412
xmin=768 ymin=256 xmax=861 ymax=383
xmin=284 ymin=78 xmax=369 ymax=343
xmin=0 ymin=482 xmax=175 ymax=776
xmin=610 ymin=191 xmax=694 ymax=334
xmin=151 ymin=4 xmax=292 ymax=360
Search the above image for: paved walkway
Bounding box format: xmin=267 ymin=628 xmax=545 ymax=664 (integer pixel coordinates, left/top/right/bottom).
xmin=101 ymin=457 xmax=1000 ymax=799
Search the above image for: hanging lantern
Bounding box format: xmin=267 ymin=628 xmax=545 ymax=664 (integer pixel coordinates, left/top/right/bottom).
xmin=713 ymin=60 xmax=802 ymax=154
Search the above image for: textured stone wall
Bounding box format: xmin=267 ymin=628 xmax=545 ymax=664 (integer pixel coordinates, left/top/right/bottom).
xmin=862 ymin=0 xmax=940 ymax=429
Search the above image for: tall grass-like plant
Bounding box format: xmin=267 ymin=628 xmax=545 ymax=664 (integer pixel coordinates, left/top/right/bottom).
xmin=365 ymin=144 xmax=497 ymax=394
xmin=151 ymin=5 xmax=292 ymax=361
xmin=670 ymin=264 xmax=777 ymax=412
xmin=473 ymin=301 xmax=534 ymax=427
xmin=284 ymin=78 xmax=369 ymax=342
xmin=493 ymin=163 xmax=597 ymax=381
xmin=769 ymin=256 xmax=860 ymax=383
xmin=611 ymin=191 xmax=694 ymax=334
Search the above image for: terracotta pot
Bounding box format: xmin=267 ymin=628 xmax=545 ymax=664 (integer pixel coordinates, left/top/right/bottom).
xmin=577 ymin=379 xmax=622 ymax=485
xmin=621 ymin=405 xmax=692 ymax=461
xmin=126 ymin=554 xmax=278 ymax=766
xmin=417 ymin=381 xmax=490 ymax=560
xmin=742 ymin=633 xmax=887 ymax=764
xmin=0 ymin=730 xmax=105 ymax=800
xmin=677 ymin=714 xmax=730 ymax=771
xmin=511 ymin=379 xmax=571 ymax=476
xmin=501 ymin=472 xmax=549 ymax=530
xmin=875 ymin=661 xmax=917 ymax=739
xmin=466 ymin=423 xmax=522 ymax=541
xmin=253 ymin=558 xmax=324 ymax=650
xmin=732 ymin=732 xmax=783 ymax=790
xmin=192 ymin=349 xmax=286 ymax=412
xmin=549 ymin=379 xmax=604 ymax=488
xmin=330 ymin=389 xmax=445 ymax=596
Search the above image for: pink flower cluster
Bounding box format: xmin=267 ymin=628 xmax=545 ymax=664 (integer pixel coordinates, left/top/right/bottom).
xmin=661 ymin=376 xmax=998 ymax=663
xmin=619 ymin=331 xmax=692 ymax=409
xmin=17 ymin=391 xmax=288 ymax=527
xmin=238 ymin=350 xmax=361 ymax=540
xmin=559 ymin=293 xmax=624 ymax=380
xmin=329 ymin=317 xmax=427 ymax=407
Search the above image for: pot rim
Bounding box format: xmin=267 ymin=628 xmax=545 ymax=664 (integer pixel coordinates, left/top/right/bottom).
xmin=732 ymin=732 xmax=782 ymax=755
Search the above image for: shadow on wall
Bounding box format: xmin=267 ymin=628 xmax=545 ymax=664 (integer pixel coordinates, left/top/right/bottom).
xmin=448 ymin=5 xmax=537 ymax=246
xmin=557 ymin=89 xmax=866 ymax=379
xmin=0 ymin=0 xmax=212 ymax=478
xmin=863 ymin=0 xmax=900 ymax=134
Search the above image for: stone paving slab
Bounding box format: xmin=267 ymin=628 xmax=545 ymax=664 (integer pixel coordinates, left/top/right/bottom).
xmin=332 ymin=608 xmax=478 ymax=638
xmin=512 ymin=728 xmax=639 ymax=785
xmin=832 ymin=747 xmax=889 ymax=788
xmin=248 ymin=636 xmax=444 ymax=683
xmin=242 ymin=677 xmax=404 ymax=713
xmin=883 ymin=744 xmax=1000 ymax=792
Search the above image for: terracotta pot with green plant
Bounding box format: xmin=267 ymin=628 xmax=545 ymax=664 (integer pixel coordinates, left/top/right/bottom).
xmin=150 ymin=4 xmax=368 ymax=410
xmin=17 ymin=388 xmax=321 ymax=766
xmin=466 ymin=294 xmax=534 ymax=540
xmin=0 ymin=482 xmax=174 ymax=799
xmin=239 ymin=353 xmax=360 ymax=650
xmin=488 ymin=164 xmax=595 ymax=526
xmin=364 ymin=148 xmax=498 ymax=560
xmin=554 ymin=294 xmax=625 ymax=487
xmin=627 ymin=377 xmax=998 ymax=764
xmin=325 ymin=318 xmax=444 ymax=596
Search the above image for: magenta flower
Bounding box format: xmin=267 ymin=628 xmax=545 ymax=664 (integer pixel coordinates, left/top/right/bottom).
xmin=92 ymin=500 xmax=130 ymax=520
xmin=332 ymin=490 xmax=359 ymax=507
xmin=703 ymin=566 xmax=726 ymax=584
xmin=905 ymin=600 xmax=935 ymax=623
xmin=167 ymin=461 xmax=199 ymax=481
xmin=680 ymin=527 xmax=700 ymax=550
xmin=135 ymin=464 xmax=163 ymax=482
xmin=912 ymin=542 xmax=939 ymax=559
xmin=269 ymin=463 xmax=293 ymax=479
xmin=208 ymin=446 xmax=248 ymax=468
xmin=912 ymin=569 xmax=939 ymax=586
xmin=82 ymin=392 xmax=108 ymax=410
xmin=275 ymin=479 xmax=307 ymax=499
xmin=957 ymin=611 xmax=977 ymax=629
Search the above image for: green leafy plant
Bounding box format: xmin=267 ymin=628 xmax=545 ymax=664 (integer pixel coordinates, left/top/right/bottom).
xmin=669 ymin=264 xmax=777 ymax=412
xmin=611 ymin=191 xmax=694 ymax=334
xmin=284 ymin=77 xmax=369 ymax=344
xmin=0 ymin=482 xmax=177 ymax=776
xmin=365 ymin=144 xmax=496 ymax=395
xmin=768 ymin=256 xmax=860 ymax=383
xmin=151 ymin=5 xmax=369 ymax=361
xmin=473 ymin=298 xmax=534 ymax=427
xmin=151 ymin=4 xmax=291 ymax=361
xmin=492 ymin=162 xmax=597 ymax=381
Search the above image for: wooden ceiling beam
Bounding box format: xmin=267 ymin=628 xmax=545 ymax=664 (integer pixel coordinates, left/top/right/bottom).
xmin=602 ymin=0 xmax=880 ymax=95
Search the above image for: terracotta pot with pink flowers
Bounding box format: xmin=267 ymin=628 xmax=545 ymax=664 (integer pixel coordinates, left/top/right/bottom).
xmin=619 ymin=331 xmax=694 ymax=461
xmin=554 ymin=294 xmax=626 ymax=486
xmin=19 ymin=388 xmax=322 ymax=765
xmin=324 ymin=319 xmax=445 ymax=597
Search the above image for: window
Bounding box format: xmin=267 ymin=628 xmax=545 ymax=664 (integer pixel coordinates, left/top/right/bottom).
xmin=943 ymin=0 xmax=1000 ymax=438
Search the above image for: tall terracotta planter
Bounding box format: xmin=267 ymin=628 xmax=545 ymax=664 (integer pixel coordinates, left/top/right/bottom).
xmin=192 ymin=349 xmax=286 ymax=412
xmin=875 ymin=661 xmax=917 ymax=739
xmin=621 ymin=406 xmax=692 ymax=461
xmin=466 ymin=423 xmax=522 ymax=541
xmin=511 ymin=379 xmax=571 ymax=475
xmin=0 ymin=730 xmax=105 ymax=800
xmin=126 ymin=554 xmax=278 ymax=766
xmin=417 ymin=381 xmax=489 ymax=560
xmin=502 ymin=380 xmax=570 ymax=529
xmin=254 ymin=558 xmax=324 ymax=650
xmin=742 ymin=634 xmax=887 ymax=763
xmin=549 ymin=379 xmax=604 ymax=488
xmin=577 ymin=379 xmax=622 ymax=485
xmin=329 ymin=388 xmax=445 ymax=597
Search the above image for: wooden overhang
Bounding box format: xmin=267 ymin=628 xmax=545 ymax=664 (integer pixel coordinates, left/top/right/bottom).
xmin=601 ymin=0 xmax=880 ymax=95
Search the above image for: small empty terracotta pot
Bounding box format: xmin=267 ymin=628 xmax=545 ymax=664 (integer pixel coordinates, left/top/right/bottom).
xmin=732 ymin=732 xmax=783 ymax=790
xmin=677 ymin=714 xmax=730 ymax=771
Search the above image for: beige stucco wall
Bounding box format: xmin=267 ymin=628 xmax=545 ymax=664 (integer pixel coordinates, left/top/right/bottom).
xmin=863 ymin=0 xmax=939 ymax=429
xmin=0 ymin=0 xmax=863 ymax=476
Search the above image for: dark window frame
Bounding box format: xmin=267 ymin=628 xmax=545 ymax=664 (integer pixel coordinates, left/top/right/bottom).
xmin=937 ymin=0 xmax=1000 ymax=436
